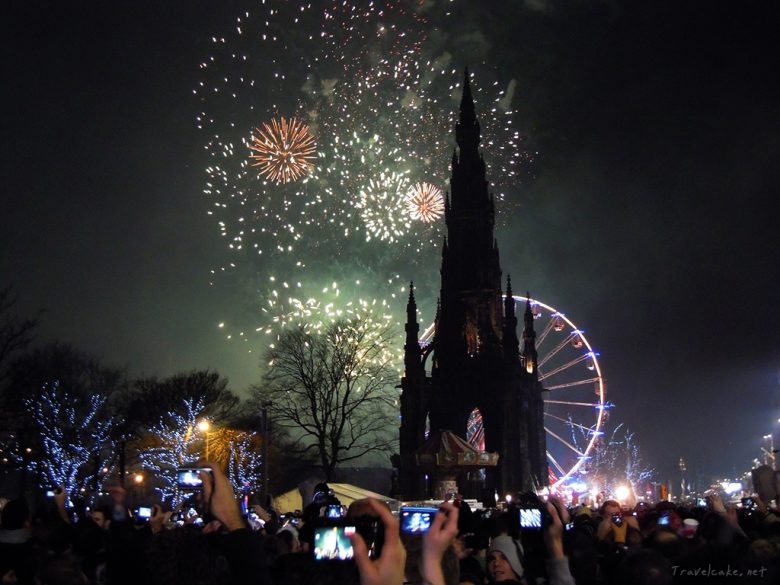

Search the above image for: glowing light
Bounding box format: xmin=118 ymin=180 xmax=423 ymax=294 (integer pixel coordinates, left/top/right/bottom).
xmin=248 ymin=117 xmax=316 ymax=184
xmin=406 ymin=182 xmax=444 ymax=223
xmin=615 ymin=485 xmax=630 ymax=501
xmin=197 ymin=420 xmax=211 ymax=432
xmin=133 ymin=473 xmax=144 ymax=484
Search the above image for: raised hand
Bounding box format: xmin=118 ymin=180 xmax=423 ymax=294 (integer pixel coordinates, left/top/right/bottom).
xmin=350 ymin=499 xmax=406 ymax=585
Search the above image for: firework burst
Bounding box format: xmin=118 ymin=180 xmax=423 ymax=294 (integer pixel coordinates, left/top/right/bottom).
xmin=406 ymin=182 xmax=444 ymax=223
xmin=248 ymin=117 xmax=316 ymax=184
xmin=357 ymin=171 xmax=411 ymax=242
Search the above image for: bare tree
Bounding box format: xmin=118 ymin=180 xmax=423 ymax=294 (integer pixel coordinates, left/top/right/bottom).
xmin=126 ymin=369 xmax=240 ymax=430
xmin=252 ymin=316 xmax=398 ymax=481
xmin=0 ymin=286 xmax=38 ymax=391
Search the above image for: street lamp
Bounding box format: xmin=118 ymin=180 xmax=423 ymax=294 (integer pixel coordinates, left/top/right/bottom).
xmin=261 ymin=402 xmax=272 ymax=501
xmin=763 ymin=434 xmax=776 ymax=469
xmin=198 ymin=420 xmax=212 ymax=459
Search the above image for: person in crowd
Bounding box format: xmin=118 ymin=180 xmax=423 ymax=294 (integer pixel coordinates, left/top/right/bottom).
xmin=596 ymin=500 xmax=639 ymax=546
xmin=0 ymin=498 xmax=35 ymax=585
xmin=486 ymin=534 xmax=525 ymax=584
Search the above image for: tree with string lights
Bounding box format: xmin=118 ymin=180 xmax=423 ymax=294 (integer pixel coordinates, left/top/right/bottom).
xmin=137 ymin=397 xmax=205 ymax=504
xmin=25 ymin=381 xmax=114 ymax=494
xmin=226 ymin=431 xmax=263 ymax=496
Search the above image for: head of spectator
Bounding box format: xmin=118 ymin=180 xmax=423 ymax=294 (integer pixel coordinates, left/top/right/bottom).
xmin=146 ymin=526 xmax=231 ymax=585
xmin=34 ymin=555 xmax=90 ymax=585
xmin=312 ymin=483 xmax=332 ymax=504
xmin=277 ymin=524 xmax=302 ymax=554
xmin=89 ymin=505 xmax=112 ymax=531
xmin=486 ymin=535 xmax=524 ymax=583
xmin=616 ymin=549 xmax=673 ymax=585
xmin=0 ymin=498 xmax=29 ymax=532
xmin=644 ymin=527 xmax=687 ymax=564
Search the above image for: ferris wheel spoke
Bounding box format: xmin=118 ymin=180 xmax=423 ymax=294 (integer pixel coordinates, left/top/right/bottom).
xmin=537 ymin=331 xmax=577 ymax=369
xmin=545 ymin=427 xmax=586 ymax=457
xmin=544 ymin=377 xmax=601 ymax=391
xmin=535 ymin=315 xmax=557 ymax=350
xmin=544 ymin=411 xmax=597 ymax=433
xmin=538 ymin=353 xmax=590 ymax=381
xmin=547 ymin=451 xmax=567 ymax=477
xmin=545 ymin=399 xmax=605 ymax=408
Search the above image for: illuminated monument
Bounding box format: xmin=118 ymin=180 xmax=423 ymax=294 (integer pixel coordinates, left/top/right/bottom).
xmin=399 ymin=71 xmax=547 ymax=499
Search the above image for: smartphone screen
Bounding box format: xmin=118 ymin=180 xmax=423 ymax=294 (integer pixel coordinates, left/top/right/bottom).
xmin=136 ymin=506 xmax=152 ymax=520
xmin=177 ymin=468 xmax=208 ymax=489
xmin=401 ymin=506 xmax=438 ymax=534
xmin=519 ymin=508 xmax=542 ymax=529
xmin=326 ymin=504 xmax=344 ymax=519
xmin=314 ymin=526 xmax=356 ymax=560
xmin=400 ymin=506 xmax=437 ymax=534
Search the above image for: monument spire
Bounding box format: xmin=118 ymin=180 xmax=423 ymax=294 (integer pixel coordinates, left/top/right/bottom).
xmin=503 ymin=275 xmax=519 ymax=361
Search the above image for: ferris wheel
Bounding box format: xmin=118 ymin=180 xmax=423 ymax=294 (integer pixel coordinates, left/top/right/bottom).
xmin=419 ymin=295 xmax=608 ymax=488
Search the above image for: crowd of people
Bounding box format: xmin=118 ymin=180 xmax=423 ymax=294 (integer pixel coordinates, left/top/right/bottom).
xmin=1 ymin=463 xmax=780 ymax=585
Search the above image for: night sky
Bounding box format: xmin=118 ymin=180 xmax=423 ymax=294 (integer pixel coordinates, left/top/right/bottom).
xmin=3 ymin=0 xmax=779 ymax=484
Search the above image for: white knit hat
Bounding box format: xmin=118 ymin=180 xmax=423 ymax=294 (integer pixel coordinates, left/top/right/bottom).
xmin=489 ymin=535 xmax=524 ymax=579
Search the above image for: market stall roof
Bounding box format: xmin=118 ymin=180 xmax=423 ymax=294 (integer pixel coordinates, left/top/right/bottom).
xmin=415 ymin=430 xmax=499 ymax=469
xmin=273 ymin=483 xmax=400 ymax=514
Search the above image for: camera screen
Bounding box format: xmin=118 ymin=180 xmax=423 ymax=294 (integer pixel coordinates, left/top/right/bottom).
xmin=137 ymin=506 xmax=152 ymax=519
xmin=327 ymin=504 xmax=344 ymax=519
xmin=519 ymin=508 xmax=542 ymax=529
xmin=177 ymin=468 xmax=206 ymax=489
xmin=400 ymin=507 xmax=437 ymax=534
xmin=658 ymin=514 xmax=670 ymax=526
xmin=314 ymin=526 xmax=356 ymax=560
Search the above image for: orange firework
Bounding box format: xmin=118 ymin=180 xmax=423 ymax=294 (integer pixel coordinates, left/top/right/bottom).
xmin=405 ymin=182 xmax=444 ymax=223
xmin=248 ymin=117 xmax=317 ymax=184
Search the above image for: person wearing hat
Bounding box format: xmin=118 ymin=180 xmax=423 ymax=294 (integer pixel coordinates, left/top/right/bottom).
xmin=486 ymin=535 xmax=525 ymax=584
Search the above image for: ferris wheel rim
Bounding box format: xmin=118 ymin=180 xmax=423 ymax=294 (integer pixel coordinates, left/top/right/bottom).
xmin=514 ymin=295 xmax=606 ymax=488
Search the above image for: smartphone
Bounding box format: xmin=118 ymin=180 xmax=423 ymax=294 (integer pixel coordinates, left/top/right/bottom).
xmin=326 ymin=504 xmax=344 ymax=519
xmin=46 ymin=490 xmax=56 ymax=498
xmin=519 ymin=507 xmax=543 ymax=529
xmin=177 ymin=467 xmax=209 ymax=490
xmin=612 ymin=512 xmax=624 ymax=527
xmin=565 ymin=521 xmax=574 ymax=531
xmin=247 ymin=510 xmax=265 ymax=530
xmin=313 ymin=525 xmax=356 ymax=560
xmin=400 ymin=506 xmax=437 ymax=534
xmin=135 ymin=506 xmax=152 ymax=521
xmin=657 ymin=513 xmax=669 ymax=526
xmin=741 ymin=497 xmax=755 ymax=509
